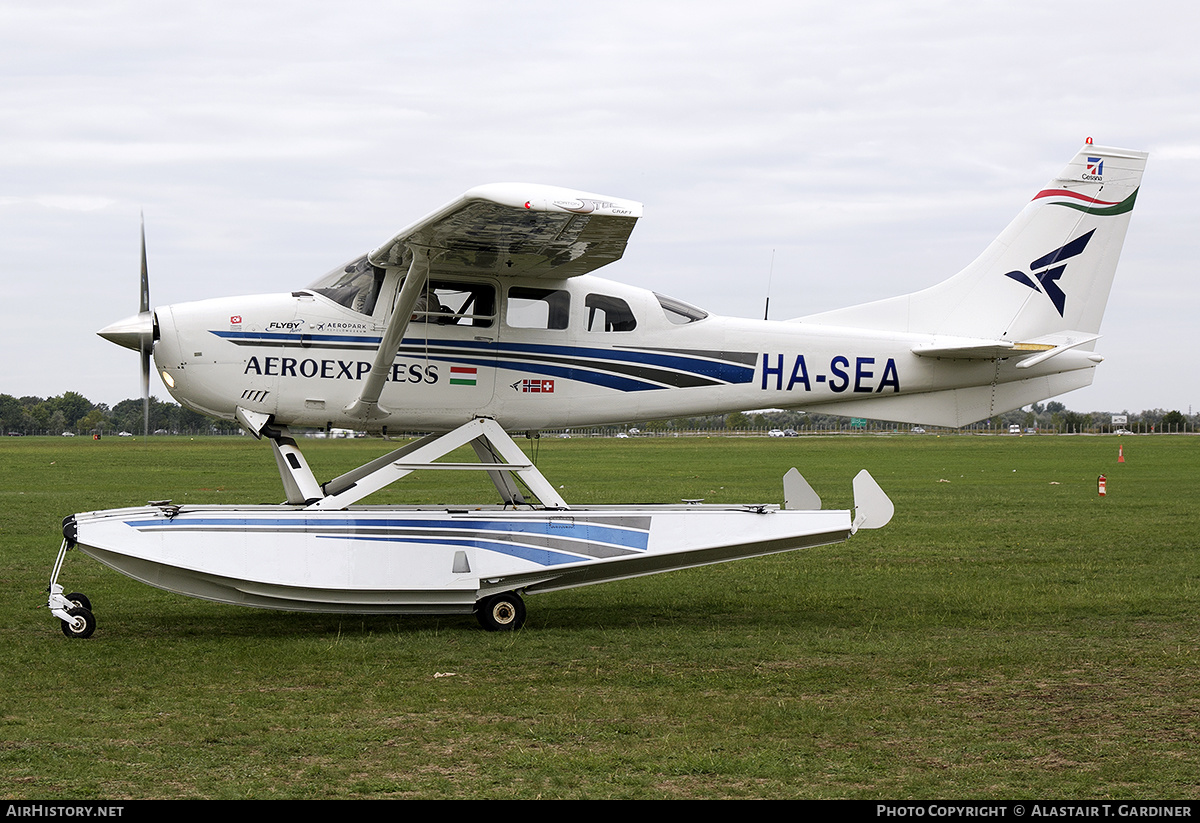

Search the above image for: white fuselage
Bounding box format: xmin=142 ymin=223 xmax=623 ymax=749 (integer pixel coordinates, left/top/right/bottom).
xmin=152 ymin=271 xmax=1096 ymax=432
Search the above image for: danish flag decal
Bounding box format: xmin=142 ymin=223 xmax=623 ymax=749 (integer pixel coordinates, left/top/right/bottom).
xmin=1003 ymin=229 xmax=1095 ymax=317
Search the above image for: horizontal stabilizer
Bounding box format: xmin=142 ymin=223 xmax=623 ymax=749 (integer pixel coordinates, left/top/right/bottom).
xmin=913 ymin=339 xmax=1035 ymax=360
xmin=912 ymin=330 xmax=1101 ymax=368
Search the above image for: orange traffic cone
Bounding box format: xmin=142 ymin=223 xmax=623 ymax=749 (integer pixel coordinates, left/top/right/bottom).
xmin=1118 ymin=445 xmax=1125 ymax=463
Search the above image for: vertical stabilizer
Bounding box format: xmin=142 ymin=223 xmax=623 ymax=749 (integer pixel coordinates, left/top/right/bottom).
xmin=798 ymin=144 xmax=1147 ymax=342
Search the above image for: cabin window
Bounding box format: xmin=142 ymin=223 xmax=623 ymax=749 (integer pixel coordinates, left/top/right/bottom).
xmin=586 ymin=294 xmax=637 ymax=332
xmin=506 ymin=286 xmax=570 ymax=330
xmin=655 ymin=292 xmax=708 ymax=325
xmin=307 ymin=255 xmax=386 ymax=316
xmin=412 ymin=280 xmax=495 ymax=328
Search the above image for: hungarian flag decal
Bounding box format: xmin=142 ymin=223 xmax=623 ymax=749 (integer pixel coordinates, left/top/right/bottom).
xmin=450 ymin=366 xmax=478 ymax=386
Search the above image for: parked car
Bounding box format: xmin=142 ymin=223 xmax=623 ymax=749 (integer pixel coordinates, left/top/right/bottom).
xmin=767 ymin=429 xmax=784 ymax=437
xmin=911 ymin=426 xmax=926 ymax=434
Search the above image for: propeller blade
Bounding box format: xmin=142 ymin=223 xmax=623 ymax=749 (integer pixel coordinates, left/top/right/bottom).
xmin=98 ymin=215 xmax=157 ymax=436
xmin=139 ymin=214 xmax=150 ymax=314
xmin=141 ymin=345 xmax=151 ymax=437
xmin=139 ymin=214 xmax=151 ymax=436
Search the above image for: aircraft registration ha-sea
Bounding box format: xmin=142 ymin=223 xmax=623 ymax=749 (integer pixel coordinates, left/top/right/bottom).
xmin=48 ymin=142 xmax=1147 ymax=635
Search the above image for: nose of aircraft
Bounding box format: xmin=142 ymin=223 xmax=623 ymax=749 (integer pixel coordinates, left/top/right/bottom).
xmin=97 ymin=311 xmax=155 ymax=353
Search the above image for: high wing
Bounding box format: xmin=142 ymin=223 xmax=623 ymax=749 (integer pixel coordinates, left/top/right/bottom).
xmin=367 ymin=183 xmax=644 ymax=278
xmin=342 ymin=183 xmax=642 ymax=422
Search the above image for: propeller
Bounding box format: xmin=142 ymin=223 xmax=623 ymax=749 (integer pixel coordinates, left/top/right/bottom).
xmin=97 ymin=215 xmax=155 ymax=436
xmin=138 ymin=218 xmax=150 ymax=437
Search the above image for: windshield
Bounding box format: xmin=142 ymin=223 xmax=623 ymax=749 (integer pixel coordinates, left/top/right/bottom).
xmin=307 ymin=255 xmax=385 ymax=316
xmin=655 ymin=292 xmax=708 ymax=324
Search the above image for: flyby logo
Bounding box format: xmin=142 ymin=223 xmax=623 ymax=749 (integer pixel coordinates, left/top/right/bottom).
xmin=1003 ymin=229 xmax=1095 ymax=317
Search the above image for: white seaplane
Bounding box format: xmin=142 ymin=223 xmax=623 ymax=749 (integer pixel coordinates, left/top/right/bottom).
xmin=48 ymin=142 xmax=1147 ymax=636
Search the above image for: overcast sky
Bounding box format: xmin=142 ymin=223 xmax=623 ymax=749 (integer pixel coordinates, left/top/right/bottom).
xmin=3 ymin=0 xmax=1196 ymax=416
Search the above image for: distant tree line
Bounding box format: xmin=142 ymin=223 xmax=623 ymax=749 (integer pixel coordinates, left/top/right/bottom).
xmin=0 ymin=392 xmax=241 ymax=436
xmin=591 ymin=402 xmax=1198 ymax=436
xmin=1 ymin=390 xmax=1195 ymax=437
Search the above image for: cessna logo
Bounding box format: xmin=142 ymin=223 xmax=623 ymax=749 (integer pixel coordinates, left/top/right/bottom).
xmin=1084 ymin=156 xmax=1104 ymax=181
xmin=1003 ymin=230 xmax=1095 ymax=317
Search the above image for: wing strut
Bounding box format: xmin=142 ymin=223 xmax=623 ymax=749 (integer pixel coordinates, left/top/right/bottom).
xmin=255 ymin=417 xmax=568 ymax=510
xmin=310 ymin=417 xmax=569 ymax=511
xmin=343 ymin=245 xmax=435 ymax=421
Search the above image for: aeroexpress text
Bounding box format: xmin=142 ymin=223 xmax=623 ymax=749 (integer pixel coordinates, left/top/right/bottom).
xmin=243 ymin=356 xmax=438 ymax=384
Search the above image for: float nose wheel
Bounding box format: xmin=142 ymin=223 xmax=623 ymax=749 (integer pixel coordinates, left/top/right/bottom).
xmin=48 ymin=585 xmax=97 ymax=639
xmin=47 ymin=538 xmax=98 ymax=638
xmin=60 ymin=606 xmax=96 ymax=639
xmin=475 ymin=592 xmax=526 ymax=632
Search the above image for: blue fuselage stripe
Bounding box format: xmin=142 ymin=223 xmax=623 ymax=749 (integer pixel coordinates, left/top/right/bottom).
xmin=209 ymin=331 xmax=754 ymax=388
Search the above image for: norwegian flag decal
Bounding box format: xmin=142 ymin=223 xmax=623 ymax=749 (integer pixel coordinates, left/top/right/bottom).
xmin=517 ymin=379 xmax=555 ymax=393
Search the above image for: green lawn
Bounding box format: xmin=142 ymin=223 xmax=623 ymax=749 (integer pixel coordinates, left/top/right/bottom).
xmin=2 ymin=433 xmax=1197 ymax=798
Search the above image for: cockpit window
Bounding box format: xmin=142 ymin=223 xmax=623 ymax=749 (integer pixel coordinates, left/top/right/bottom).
xmin=506 ymin=286 xmax=570 ymax=330
xmin=412 ymin=280 xmax=495 ymax=328
xmin=586 ymin=294 xmax=637 ymax=332
xmin=307 ymin=255 xmax=385 ymax=316
xmin=655 ymin=292 xmax=708 ymax=324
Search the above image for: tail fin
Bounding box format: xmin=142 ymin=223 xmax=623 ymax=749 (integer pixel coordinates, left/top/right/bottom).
xmin=799 ymin=144 xmax=1148 ymax=342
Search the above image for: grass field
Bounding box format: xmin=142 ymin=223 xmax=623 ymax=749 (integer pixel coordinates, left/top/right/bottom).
xmin=2 ymin=433 xmax=1198 ymax=799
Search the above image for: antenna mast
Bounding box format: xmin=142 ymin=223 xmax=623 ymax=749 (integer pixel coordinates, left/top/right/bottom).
xmin=763 ymin=249 xmax=775 ymax=321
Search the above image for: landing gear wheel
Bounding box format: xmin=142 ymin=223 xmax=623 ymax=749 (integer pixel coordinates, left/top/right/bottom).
xmin=60 ymin=606 xmax=96 ymax=639
xmin=65 ymin=592 xmax=92 ymax=611
xmin=475 ymin=592 xmax=526 ymax=632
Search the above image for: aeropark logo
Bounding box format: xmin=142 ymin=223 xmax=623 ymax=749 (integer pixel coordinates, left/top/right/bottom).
xmin=309 ymin=321 xmax=368 ymax=332
xmin=1003 ymin=230 xmax=1095 ymax=317
xmin=1084 ymin=156 xmax=1104 ymax=181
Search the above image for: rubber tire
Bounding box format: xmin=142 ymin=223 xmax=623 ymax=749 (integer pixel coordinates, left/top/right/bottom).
xmin=476 ymin=593 xmax=526 ymax=632
xmin=65 ymin=592 xmax=92 ymax=611
xmin=60 ymin=606 xmax=96 ymax=639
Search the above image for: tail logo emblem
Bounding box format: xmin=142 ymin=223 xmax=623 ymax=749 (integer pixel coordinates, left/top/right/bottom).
xmin=1003 ymin=229 xmax=1096 ymax=317
xmin=1085 ymin=156 xmax=1104 ymax=180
